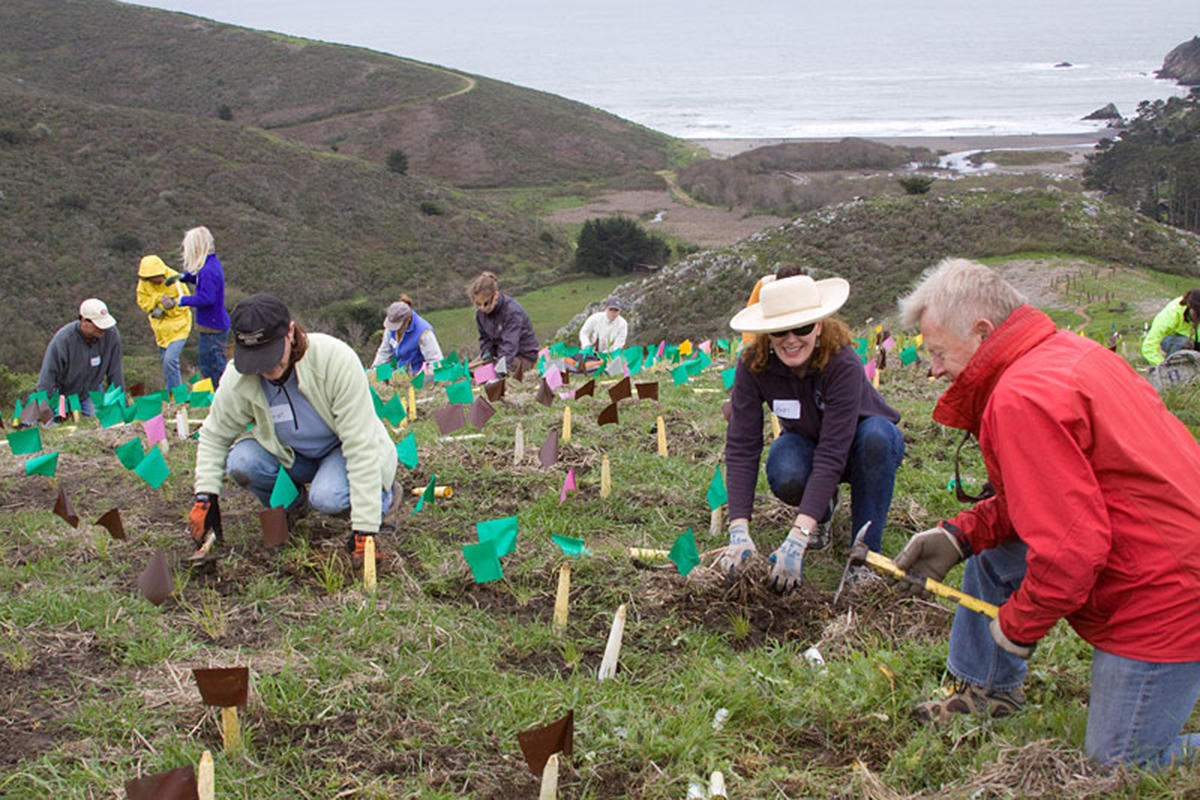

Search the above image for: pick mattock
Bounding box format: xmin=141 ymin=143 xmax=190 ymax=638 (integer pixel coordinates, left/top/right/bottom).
xmin=842 ymin=538 xmax=999 ymax=619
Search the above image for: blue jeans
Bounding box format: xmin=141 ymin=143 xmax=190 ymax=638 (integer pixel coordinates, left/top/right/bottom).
xmin=948 ymin=540 xmax=1200 ymax=768
xmin=159 ymin=338 xmax=186 ymax=391
xmin=764 ymin=416 xmax=905 ymax=552
xmin=225 ymin=438 xmax=393 ymax=522
xmin=198 ymin=329 xmax=228 ymax=387
xmin=1160 ymin=334 xmax=1195 ymax=360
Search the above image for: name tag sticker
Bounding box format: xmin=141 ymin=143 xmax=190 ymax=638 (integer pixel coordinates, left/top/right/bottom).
xmin=90 ymin=355 xmax=102 ymax=367
xmin=269 ymin=404 xmax=294 ymax=424
xmin=773 ymin=399 xmax=801 ymax=419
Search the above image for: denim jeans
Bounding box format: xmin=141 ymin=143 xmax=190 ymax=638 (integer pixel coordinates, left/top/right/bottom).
xmin=1160 ymin=334 xmax=1195 ymax=360
xmin=947 ymin=539 xmax=1200 ymax=768
xmin=764 ymin=416 xmax=905 ymax=552
xmin=198 ymin=329 xmax=228 ymax=388
xmin=159 ymin=338 xmax=186 ymax=391
xmin=225 ymin=438 xmax=393 ymax=521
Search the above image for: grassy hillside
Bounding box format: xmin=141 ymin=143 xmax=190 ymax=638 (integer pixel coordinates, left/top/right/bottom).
xmin=0 ymin=80 xmax=570 ymax=372
xmin=602 ymin=190 xmax=1200 ymax=345
xmin=0 ymin=0 xmax=687 ymax=187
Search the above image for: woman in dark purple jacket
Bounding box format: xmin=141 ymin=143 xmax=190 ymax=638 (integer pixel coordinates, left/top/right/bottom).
xmin=468 ymin=271 xmax=539 ymax=379
xmin=178 ymin=225 xmax=231 ymax=387
xmin=722 ymin=274 xmax=904 ymax=592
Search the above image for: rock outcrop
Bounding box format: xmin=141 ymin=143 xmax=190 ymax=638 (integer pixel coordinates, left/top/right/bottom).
xmin=1158 ymin=36 xmax=1200 ymax=85
xmin=1083 ymin=102 xmax=1122 ymax=121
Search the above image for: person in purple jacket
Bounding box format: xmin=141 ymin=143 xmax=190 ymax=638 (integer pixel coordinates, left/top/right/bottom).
xmin=468 ymin=271 xmax=539 ymax=379
xmin=721 ymin=274 xmax=905 ymax=592
xmin=177 ymin=226 xmax=232 ymax=388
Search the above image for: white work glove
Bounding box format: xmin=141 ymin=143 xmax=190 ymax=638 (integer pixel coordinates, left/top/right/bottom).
xmin=160 ymin=295 xmax=176 ymax=310
xmin=718 ymin=518 xmax=757 ymax=573
xmin=990 ymin=616 xmax=1036 ymax=659
xmin=766 ymin=526 xmax=810 ymax=593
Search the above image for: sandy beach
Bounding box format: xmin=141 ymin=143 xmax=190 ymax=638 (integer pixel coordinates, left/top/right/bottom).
xmin=690 ymin=131 xmax=1112 ymax=158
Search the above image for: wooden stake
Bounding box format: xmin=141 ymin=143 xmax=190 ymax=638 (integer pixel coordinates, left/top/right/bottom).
xmin=872 ymin=370 xmax=881 ymax=390
xmin=656 ymin=416 xmax=668 ymax=457
xmin=771 ymin=414 xmax=781 ymax=440
xmin=197 ymin=750 xmax=215 ymax=800
xmin=562 ymin=406 xmax=572 ymax=443
xmin=710 ymin=506 xmax=724 ymax=536
xmin=408 ymin=385 xmax=417 ymax=421
xmin=410 ymin=486 xmax=453 ymax=498
xmin=72 ymin=409 xmax=81 ymax=424
xmin=363 ymin=536 xmax=377 ymax=592
xmin=627 ymin=547 xmax=668 ymax=560
xmin=553 ymin=562 xmax=570 ymax=632
xmin=710 ymin=771 xmax=728 ymax=798
xmin=598 ymin=604 xmax=627 ymax=680
xmin=157 ymin=436 xmax=170 ymax=456
xmin=513 ymin=422 xmax=525 ymax=464
xmin=600 ymin=455 xmax=612 ymax=498
xmin=220 ymin=705 xmax=242 ymax=754
xmin=176 ymin=408 xmax=189 ymax=440
xmin=539 ymin=753 xmax=559 ymax=800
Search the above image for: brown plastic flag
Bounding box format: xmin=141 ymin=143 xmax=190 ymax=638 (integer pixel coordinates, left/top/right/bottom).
xmin=538 ymin=431 xmax=559 ymax=468
xmin=536 ymin=379 xmax=554 ymax=407
xmin=193 ymin=666 xmax=250 ymax=707
xmin=53 ymin=485 xmax=79 ymax=528
xmin=95 ymin=508 xmax=125 ymax=540
xmin=138 ymin=549 xmax=173 ymax=606
xmin=635 ymin=381 xmax=659 ymax=401
xmin=607 ymin=377 xmax=631 ymax=403
xmin=432 ymin=403 xmax=466 ymax=435
xmin=598 ymin=402 xmax=619 ymax=426
xmin=484 ymin=379 xmax=506 ymax=402
xmin=37 ymin=401 xmax=54 ymax=424
xmin=19 ymin=402 xmax=40 ymax=426
xmin=128 ymin=382 xmax=147 ymax=398
xmin=124 ymin=766 xmax=199 ymax=800
xmin=517 ymin=710 xmax=574 ymax=775
xmin=261 ymin=507 xmax=288 ymax=548
xmin=575 ymin=379 xmax=595 ymax=399
xmin=466 ymin=396 xmax=496 ymax=429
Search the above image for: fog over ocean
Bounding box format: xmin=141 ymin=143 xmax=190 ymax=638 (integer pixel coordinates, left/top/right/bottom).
xmin=133 ymin=0 xmax=1200 ymax=138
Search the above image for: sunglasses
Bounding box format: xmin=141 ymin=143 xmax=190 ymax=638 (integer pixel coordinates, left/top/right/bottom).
xmin=768 ymin=323 xmax=817 ymax=339
xmin=953 ymin=429 xmax=996 ymax=503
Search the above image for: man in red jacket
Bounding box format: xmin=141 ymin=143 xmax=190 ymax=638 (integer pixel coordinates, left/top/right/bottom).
xmin=895 ymin=258 xmax=1200 ymax=769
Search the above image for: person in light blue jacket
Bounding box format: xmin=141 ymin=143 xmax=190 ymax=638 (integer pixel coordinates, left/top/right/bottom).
xmin=178 ymin=226 xmax=231 ymax=387
xmin=371 ymin=297 xmax=444 ymax=374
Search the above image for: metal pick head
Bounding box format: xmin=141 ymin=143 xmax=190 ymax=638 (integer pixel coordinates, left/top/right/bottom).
xmin=832 ymin=521 xmax=872 ymax=605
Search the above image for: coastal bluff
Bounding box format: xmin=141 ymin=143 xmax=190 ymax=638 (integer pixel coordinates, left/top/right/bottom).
xmin=1158 ymin=35 xmax=1200 ymax=85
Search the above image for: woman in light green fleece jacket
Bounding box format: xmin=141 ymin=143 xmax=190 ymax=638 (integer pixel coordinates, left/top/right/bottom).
xmin=1142 ymin=290 xmax=1200 ymax=365
xmin=187 ymin=294 xmax=398 ymax=561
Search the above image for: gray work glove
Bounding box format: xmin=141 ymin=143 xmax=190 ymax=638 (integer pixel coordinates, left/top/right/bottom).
xmin=990 ymin=617 xmax=1036 ymax=659
xmin=149 ymin=307 xmax=164 ymax=319
xmin=160 ymin=295 xmax=176 ymax=310
xmin=766 ymin=526 xmax=810 ymax=593
xmin=893 ymin=527 xmax=963 ymax=588
xmin=717 ymin=518 xmax=756 ymax=574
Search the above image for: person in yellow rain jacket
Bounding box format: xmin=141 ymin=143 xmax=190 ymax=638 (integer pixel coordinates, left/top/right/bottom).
xmin=136 ymin=254 xmax=192 ymax=390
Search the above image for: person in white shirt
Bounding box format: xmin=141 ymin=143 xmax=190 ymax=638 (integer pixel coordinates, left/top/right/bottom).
xmin=579 ymin=297 xmax=628 ymax=354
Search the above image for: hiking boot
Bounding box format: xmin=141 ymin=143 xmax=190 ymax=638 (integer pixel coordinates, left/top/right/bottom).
xmin=913 ymin=681 xmax=1025 ymax=723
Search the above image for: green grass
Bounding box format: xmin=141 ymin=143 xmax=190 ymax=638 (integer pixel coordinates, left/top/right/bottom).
xmin=3 ymin=261 xmax=1200 ymax=796
xmin=969 ymin=150 xmax=1074 ymax=166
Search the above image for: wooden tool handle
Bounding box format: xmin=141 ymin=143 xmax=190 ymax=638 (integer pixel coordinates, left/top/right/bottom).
xmin=863 ymin=551 xmax=999 ymax=619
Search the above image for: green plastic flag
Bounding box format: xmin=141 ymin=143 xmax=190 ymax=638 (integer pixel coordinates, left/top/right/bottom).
xmin=413 ymin=473 xmax=437 ymax=514
xmin=445 ymin=379 xmax=474 ymax=405
xmin=97 ymin=403 xmax=125 ymax=429
xmin=551 ymin=534 xmax=591 ymax=557
xmin=114 ymin=439 xmax=145 ymax=470
xmin=67 ymin=394 xmax=81 ymax=413
xmin=25 ymin=451 xmax=59 ymax=477
xmin=381 ymin=393 xmax=407 ymax=426
xmin=121 ymin=403 xmax=138 ymax=424
xmin=28 ymin=390 xmax=48 ymax=405
xmin=375 ymin=362 xmax=394 ymax=382
xmin=855 ymin=337 xmax=868 ymax=356
xmin=900 ymin=345 xmax=919 ymax=365
xmin=476 ymin=516 xmax=518 ymax=557
xmin=188 ymin=390 xmax=213 ymax=408
xmin=716 ymin=338 xmax=730 ymax=352
xmin=462 ymin=540 xmax=504 ymax=583
xmin=706 ymin=465 xmax=728 ymax=511
xmin=685 ymin=351 xmax=712 ymax=376
xmin=721 ymin=367 xmax=737 ymax=390
xmin=134 ymin=395 xmax=162 ymax=421
xmin=134 ymin=446 xmax=170 ymax=489
xmin=669 ymin=528 xmax=700 ymax=577
xmin=6 ymin=427 xmax=42 ymax=455
xmin=102 ymin=385 xmax=124 ymax=407
xmin=88 ymin=390 xmax=105 ymax=407
xmin=412 ymin=369 xmax=426 ymax=389
xmin=671 ymin=365 xmax=690 ymax=386
xmin=171 ymin=384 xmax=191 ymax=403
xmin=269 ymin=469 xmax=299 ymax=509
xmin=396 ymin=431 xmax=418 ymax=469
xmin=370 ymin=385 xmax=385 ymax=419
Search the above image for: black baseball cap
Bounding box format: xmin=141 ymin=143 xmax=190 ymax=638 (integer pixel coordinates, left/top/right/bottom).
xmin=230 ymin=294 xmax=291 ymax=374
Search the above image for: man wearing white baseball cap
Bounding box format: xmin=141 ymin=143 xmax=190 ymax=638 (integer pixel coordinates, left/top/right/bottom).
xmin=36 ymin=298 xmax=126 ymax=417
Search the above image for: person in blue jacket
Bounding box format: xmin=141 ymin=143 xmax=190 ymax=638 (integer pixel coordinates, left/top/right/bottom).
xmin=177 ymin=226 xmax=231 ymax=387
xmin=371 ymin=297 xmax=444 ymax=374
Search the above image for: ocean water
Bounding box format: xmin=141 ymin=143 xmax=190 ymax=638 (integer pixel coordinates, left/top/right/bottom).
xmin=134 ymin=0 xmax=1200 ymax=138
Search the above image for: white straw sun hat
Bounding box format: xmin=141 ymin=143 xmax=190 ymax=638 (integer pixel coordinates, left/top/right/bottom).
xmin=729 ymin=275 xmax=850 ymax=333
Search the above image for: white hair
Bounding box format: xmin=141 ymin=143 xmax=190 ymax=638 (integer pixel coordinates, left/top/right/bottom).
xmin=898 ymin=258 xmax=1026 ymax=338
xmin=181 ymin=226 xmax=216 ymax=274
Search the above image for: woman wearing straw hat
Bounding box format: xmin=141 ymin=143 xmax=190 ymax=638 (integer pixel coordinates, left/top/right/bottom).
xmin=722 ymin=274 xmax=905 ymax=592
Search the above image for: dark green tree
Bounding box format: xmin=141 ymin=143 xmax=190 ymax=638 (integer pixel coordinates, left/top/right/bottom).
xmin=575 ymin=216 xmax=671 ymax=276
xmin=386 ymin=149 xmax=409 ymax=175
xmin=1084 ymin=90 xmax=1200 ymax=232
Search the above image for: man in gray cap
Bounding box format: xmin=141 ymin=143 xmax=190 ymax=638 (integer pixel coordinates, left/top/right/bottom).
xmin=371 ymin=298 xmax=444 ymax=374
xmin=579 ymin=296 xmax=628 ymax=354
xmin=36 ymin=298 xmax=126 ymax=416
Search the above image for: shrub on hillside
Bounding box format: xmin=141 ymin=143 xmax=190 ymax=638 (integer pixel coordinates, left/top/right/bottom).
xmin=898 ymin=176 xmax=935 ymax=195
xmin=420 ymin=200 xmax=443 ymax=216
xmin=575 ymin=215 xmax=670 ymax=276
xmin=217 ymin=104 xmax=233 ymax=121
xmin=55 ymin=193 xmax=88 ymax=211
xmin=106 ymin=230 xmax=142 ymax=255
xmin=0 ymin=127 xmax=31 ymax=146
xmin=387 ymin=149 xmax=409 ymax=175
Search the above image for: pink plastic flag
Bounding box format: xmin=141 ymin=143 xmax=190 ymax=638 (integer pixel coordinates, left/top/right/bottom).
xmin=142 ymin=413 xmax=166 ymax=446
xmin=58 ymin=394 xmax=67 ymax=418
xmin=545 ymin=366 xmax=563 ymax=390
xmin=881 ymin=336 xmax=896 ymax=352
xmin=698 ymin=339 xmax=712 ymax=354
xmin=473 ymin=362 xmax=497 ymax=385
xmin=864 ymin=359 xmax=878 ymax=380
xmin=559 ymin=467 xmax=576 ymax=504
xmin=656 ymin=340 xmax=666 ymax=359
